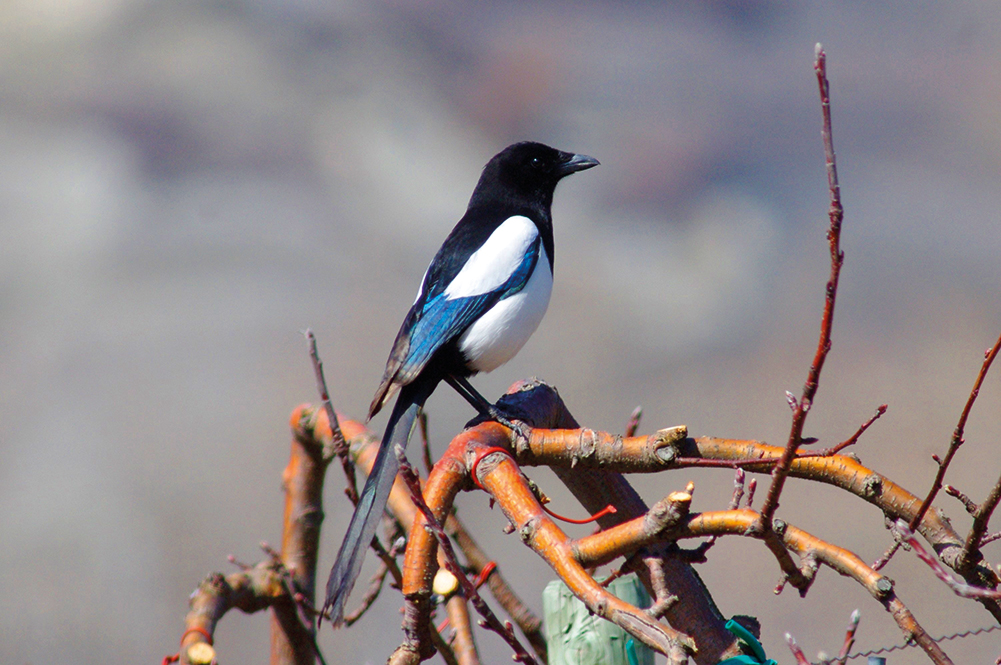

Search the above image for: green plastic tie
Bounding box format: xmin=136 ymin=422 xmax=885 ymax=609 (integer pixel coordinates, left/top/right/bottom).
xmin=716 ymin=619 xmax=777 ymax=665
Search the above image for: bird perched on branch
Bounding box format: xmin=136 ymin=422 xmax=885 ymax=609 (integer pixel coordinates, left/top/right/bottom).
xmin=322 ymin=141 xmax=599 ymax=625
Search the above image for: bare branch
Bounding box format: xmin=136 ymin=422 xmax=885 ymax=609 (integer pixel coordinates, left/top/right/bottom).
xmin=445 ymin=516 xmax=547 ymax=660
xmin=898 ymin=520 xmax=1001 ymax=599
xmin=910 ymin=331 xmax=1001 ymax=533
xmin=785 ymin=633 xmax=811 ymax=665
xmin=806 ymin=404 xmax=887 ymax=457
xmin=835 ymin=609 xmax=860 ymax=665
xmin=625 ymin=406 xmax=643 ymax=437
xmin=394 ymin=448 xmax=538 ymax=665
xmin=759 ymin=43 xmax=845 ymax=528
xmin=946 ymin=485 xmax=980 ymax=515
xmin=304 ymin=329 xmax=357 ymax=504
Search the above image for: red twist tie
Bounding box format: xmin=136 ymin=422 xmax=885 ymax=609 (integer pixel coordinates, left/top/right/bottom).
xmin=542 ymin=503 xmax=618 ymax=525
xmin=469 ymin=446 xmax=513 ymax=490
xmin=472 ymin=561 xmax=497 ymax=589
xmin=162 ymin=627 xmax=213 ymax=665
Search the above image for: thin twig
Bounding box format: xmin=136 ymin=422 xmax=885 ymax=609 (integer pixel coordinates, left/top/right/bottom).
xmin=758 ymin=43 xmax=845 ymax=529
xmin=897 ymin=520 xmax=1001 ymax=599
xmin=445 ymin=515 xmax=548 ymax=660
xmin=909 ymin=331 xmax=1001 ymax=533
xmin=625 ymin=406 xmax=643 ymax=438
xmin=730 ymin=468 xmax=746 ymax=509
xmin=345 ymin=538 xmax=405 ymax=626
xmin=835 ymin=609 xmax=860 ymax=665
xmin=304 ymin=329 xmax=357 ymax=504
xmin=806 ymin=405 xmax=887 ymax=457
xmin=643 ymin=555 xmax=679 ymax=619
xmin=395 ymin=447 xmax=538 ymax=665
xmin=956 ymin=334 xmax=1001 ymax=570
xmin=945 ymin=485 xmax=980 ymax=515
xmin=871 ymin=538 xmax=904 ymax=572
xmin=682 ymin=469 xmax=747 ymax=563
xmin=785 ymin=633 xmax=811 ymax=665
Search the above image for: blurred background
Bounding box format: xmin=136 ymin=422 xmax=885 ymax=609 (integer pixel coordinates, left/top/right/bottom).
xmin=2 ymin=1 xmax=1001 ymax=663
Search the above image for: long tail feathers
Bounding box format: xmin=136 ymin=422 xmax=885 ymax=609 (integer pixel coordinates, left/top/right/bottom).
xmin=321 ymin=388 xmax=422 ymax=626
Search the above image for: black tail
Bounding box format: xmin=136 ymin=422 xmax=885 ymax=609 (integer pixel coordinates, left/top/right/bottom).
xmin=321 ymin=381 xmax=429 ymax=626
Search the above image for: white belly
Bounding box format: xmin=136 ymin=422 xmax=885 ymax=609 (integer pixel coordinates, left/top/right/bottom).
xmin=457 ymin=245 xmax=552 ymax=373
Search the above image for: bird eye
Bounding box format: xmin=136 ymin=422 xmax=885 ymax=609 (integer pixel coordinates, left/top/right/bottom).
xmin=529 ymin=156 xmax=543 ymax=169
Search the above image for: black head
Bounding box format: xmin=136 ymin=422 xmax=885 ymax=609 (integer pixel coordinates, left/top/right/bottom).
xmin=469 ymin=141 xmax=599 ymax=210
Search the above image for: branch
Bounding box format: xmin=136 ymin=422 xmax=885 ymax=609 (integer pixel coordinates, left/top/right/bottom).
xmin=898 ymin=521 xmax=1001 ymax=599
xmin=178 ymin=563 xmax=291 ymax=665
xmin=295 ymin=406 xmax=459 ymax=664
xmin=835 ymin=609 xmax=861 ymax=665
xmin=955 ymin=333 xmax=1001 ymax=573
xmin=442 ymin=592 xmax=480 ymax=665
xmin=170 ymin=411 xmax=334 ymax=665
xmin=392 ymin=406 xmax=704 ymax=663
xmin=471 ymin=441 xmax=697 ymax=660
xmin=513 ymin=425 xmax=1001 ymax=609
xmin=303 ymin=329 xmax=356 ymax=503
xmin=497 ymin=381 xmax=737 ymax=662
xmin=395 ymin=449 xmax=537 ymax=665
xmin=573 ymin=506 xmax=951 ymax=663
xmin=758 ymin=42 xmax=845 ymax=529
xmin=910 ymin=332 xmax=1001 ymax=534
xmin=444 ymin=515 xmax=547 ymax=660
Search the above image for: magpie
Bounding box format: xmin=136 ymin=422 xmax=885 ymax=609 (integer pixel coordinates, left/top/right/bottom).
xmin=322 ymin=141 xmax=598 ymax=626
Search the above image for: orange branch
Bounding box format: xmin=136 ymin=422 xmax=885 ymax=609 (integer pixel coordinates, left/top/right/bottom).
xmin=444 ymin=515 xmax=547 ymax=659
xmin=179 ymin=563 xmax=291 ymax=665
xmin=477 ymin=444 xmax=697 ymax=659
xmin=498 ymin=382 xmax=737 ymax=663
xmin=293 ymin=407 xmax=460 ymax=665
xmin=444 ymin=593 xmax=480 ymax=665
xmin=513 ymin=424 xmax=1000 ymax=595
xmin=577 ymin=505 xmax=952 ymax=664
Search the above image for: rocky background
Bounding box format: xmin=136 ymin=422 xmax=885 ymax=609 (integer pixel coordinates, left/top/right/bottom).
xmin=2 ymin=2 xmax=1001 ymax=663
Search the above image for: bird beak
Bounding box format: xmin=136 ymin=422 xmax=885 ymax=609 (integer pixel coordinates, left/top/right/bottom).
xmin=557 ymin=152 xmax=600 ymax=176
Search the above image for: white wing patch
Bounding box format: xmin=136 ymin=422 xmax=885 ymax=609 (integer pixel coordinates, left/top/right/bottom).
xmin=444 ymin=216 xmax=540 ymax=300
xmin=458 ymin=244 xmax=553 ymax=373
xmin=413 ymin=264 xmax=431 ymax=305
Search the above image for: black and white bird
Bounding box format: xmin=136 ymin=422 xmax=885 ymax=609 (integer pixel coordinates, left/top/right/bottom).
xmin=322 ymin=141 xmax=598 ymax=625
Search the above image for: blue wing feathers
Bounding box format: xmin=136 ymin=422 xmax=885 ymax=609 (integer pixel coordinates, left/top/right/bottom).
xmin=398 ymin=235 xmax=541 ymax=382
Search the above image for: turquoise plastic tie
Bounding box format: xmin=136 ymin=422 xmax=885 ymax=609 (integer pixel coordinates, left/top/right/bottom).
xmin=625 ymin=638 xmax=639 ymax=665
xmin=716 ymin=619 xmax=777 ymax=665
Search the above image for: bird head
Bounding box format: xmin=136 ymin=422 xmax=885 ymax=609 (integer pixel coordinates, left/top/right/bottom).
xmin=472 ymin=142 xmax=599 ymax=209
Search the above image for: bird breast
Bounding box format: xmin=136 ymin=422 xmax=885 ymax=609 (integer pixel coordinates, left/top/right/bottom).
xmin=457 ymin=242 xmax=552 ymax=373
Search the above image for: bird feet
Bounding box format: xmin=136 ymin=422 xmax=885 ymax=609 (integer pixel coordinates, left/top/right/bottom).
xmin=485 ymin=404 xmax=532 ymax=441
